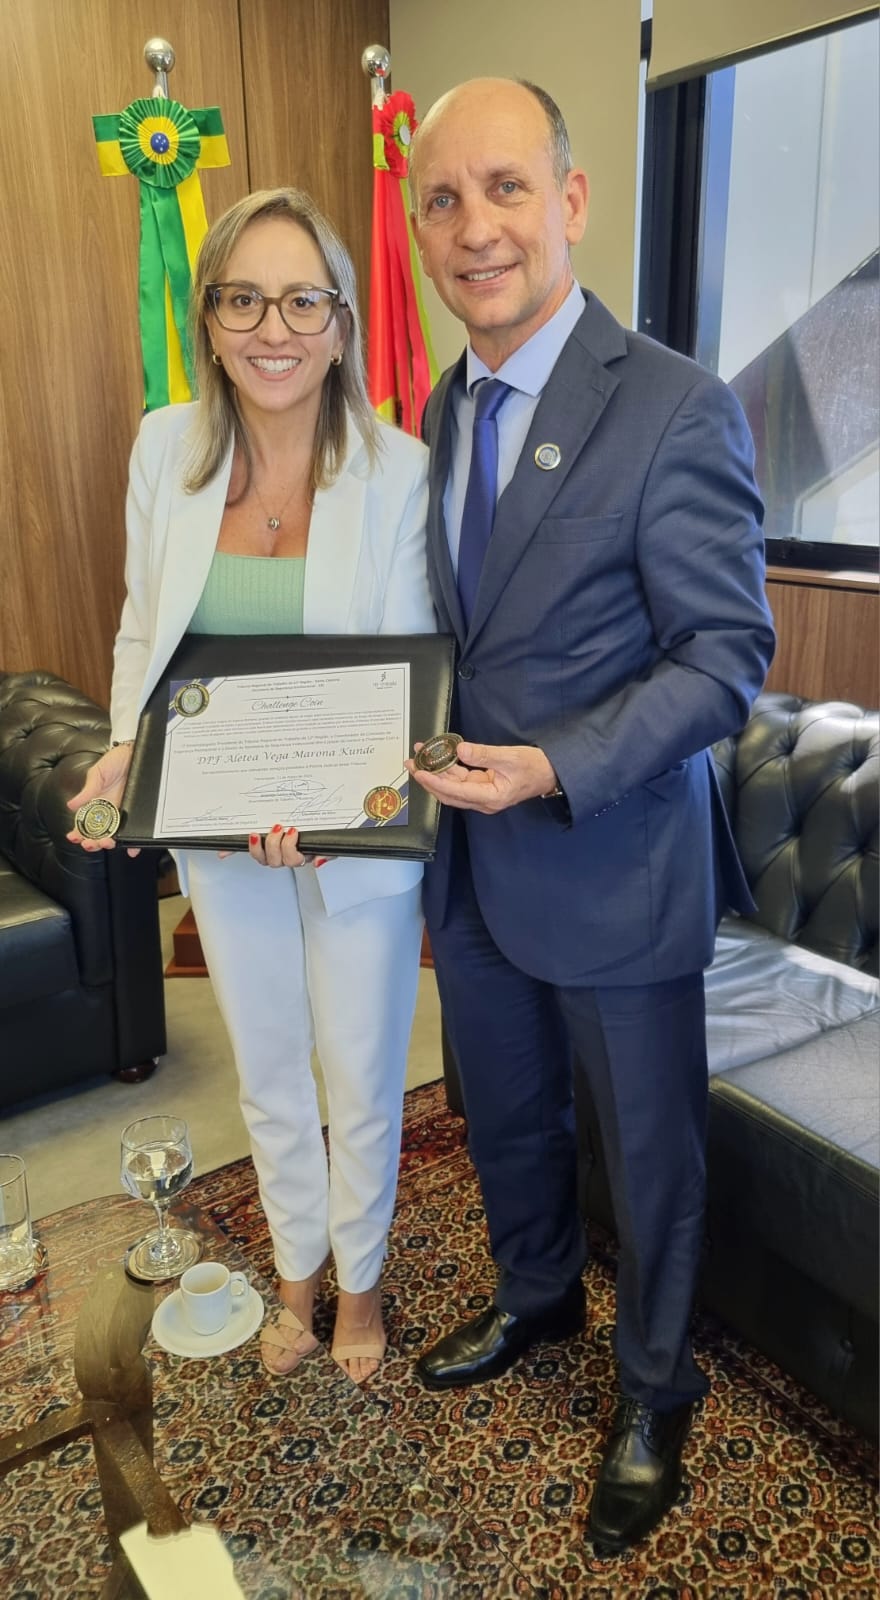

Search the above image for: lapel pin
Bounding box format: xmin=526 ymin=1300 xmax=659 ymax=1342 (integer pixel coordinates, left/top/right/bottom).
xmin=534 ymin=443 xmax=561 ymax=471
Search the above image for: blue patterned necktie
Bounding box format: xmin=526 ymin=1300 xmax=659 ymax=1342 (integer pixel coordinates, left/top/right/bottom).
xmin=457 ymin=379 xmax=511 ymax=627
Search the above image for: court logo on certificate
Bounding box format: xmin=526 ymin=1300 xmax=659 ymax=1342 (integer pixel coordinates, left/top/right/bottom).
xmin=171 ymin=680 xmax=211 ymax=718
xmin=362 ymin=784 xmax=406 ymax=824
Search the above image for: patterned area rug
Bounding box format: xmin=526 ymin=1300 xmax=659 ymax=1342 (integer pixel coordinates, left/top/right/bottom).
xmin=2 ymin=1080 xmax=877 ymax=1599
xmin=202 ymin=1079 xmax=878 ymax=1599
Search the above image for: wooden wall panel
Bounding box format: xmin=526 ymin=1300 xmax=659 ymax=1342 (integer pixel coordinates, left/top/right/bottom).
xmin=0 ymin=0 xmax=247 ymax=705
xmin=240 ymin=0 xmax=389 ymax=329
xmin=765 ymin=570 xmax=879 ymax=707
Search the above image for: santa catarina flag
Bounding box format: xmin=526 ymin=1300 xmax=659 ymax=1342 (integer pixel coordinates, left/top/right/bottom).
xmin=368 ymin=91 xmax=438 ymax=435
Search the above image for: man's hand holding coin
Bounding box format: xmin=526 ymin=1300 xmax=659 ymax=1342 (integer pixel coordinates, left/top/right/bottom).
xmin=406 ymin=739 xmax=561 ymax=815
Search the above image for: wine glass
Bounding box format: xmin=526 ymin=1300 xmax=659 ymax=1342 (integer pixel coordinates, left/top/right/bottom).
xmin=120 ymin=1115 xmax=202 ymax=1282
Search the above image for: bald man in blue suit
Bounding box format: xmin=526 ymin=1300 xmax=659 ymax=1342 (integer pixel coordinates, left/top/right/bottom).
xmin=406 ymin=78 xmax=775 ymax=1554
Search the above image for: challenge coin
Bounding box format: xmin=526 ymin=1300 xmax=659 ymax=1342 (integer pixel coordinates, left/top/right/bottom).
xmin=75 ymin=798 xmax=121 ymax=839
xmin=415 ymin=733 xmax=463 ymax=773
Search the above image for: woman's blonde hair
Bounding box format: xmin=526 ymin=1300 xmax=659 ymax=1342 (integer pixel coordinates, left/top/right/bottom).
xmin=185 ymin=187 xmax=380 ymax=496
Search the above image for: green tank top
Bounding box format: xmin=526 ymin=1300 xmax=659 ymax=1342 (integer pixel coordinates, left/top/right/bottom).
xmin=188 ymin=552 xmax=305 ymax=635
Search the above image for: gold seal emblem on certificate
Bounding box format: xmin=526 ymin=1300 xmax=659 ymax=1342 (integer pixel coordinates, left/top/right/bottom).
xmin=363 ymin=785 xmax=404 ymax=821
xmin=415 ymin=733 xmax=462 ymax=774
xmin=74 ymin=798 xmax=121 ymax=839
xmin=172 ymin=680 xmax=210 ymax=717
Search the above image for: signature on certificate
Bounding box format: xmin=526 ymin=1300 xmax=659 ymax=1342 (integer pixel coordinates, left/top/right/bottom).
xmin=244 ymin=777 xmax=330 ymax=803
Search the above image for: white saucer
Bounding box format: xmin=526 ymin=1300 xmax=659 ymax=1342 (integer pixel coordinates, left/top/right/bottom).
xmin=151 ymin=1285 xmax=264 ymax=1358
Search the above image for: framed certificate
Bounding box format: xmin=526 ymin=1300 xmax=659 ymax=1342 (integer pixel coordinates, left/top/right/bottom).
xmin=117 ymin=632 xmax=456 ymax=860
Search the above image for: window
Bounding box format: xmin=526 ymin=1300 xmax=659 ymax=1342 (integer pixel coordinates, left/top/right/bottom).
xmin=639 ymin=13 xmax=879 ymax=571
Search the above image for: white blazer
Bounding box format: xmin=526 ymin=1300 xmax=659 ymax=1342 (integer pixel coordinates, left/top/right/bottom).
xmin=110 ymin=402 xmax=435 ymax=915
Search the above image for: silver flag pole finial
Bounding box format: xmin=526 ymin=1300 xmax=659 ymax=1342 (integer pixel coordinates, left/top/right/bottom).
xmin=144 ymin=37 xmax=175 ymax=100
xmin=362 ymin=44 xmax=391 ymax=108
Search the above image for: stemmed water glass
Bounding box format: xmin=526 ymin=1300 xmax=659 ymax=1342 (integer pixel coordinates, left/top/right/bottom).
xmin=120 ymin=1114 xmax=202 ymax=1282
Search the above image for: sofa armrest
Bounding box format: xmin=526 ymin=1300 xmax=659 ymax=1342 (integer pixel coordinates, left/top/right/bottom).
xmin=0 ymin=671 xmax=119 ymax=983
xmin=0 ymin=671 xmax=165 ymax=1066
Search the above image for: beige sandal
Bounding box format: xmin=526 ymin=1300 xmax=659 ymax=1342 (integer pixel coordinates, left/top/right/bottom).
xmin=260 ymin=1306 xmax=320 ymax=1376
xmin=331 ymin=1334 xmax=387 ymax=1384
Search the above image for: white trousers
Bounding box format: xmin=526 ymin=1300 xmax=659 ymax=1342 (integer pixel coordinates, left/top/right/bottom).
xmin=183 ymin=851 xmax=423 ymax=1292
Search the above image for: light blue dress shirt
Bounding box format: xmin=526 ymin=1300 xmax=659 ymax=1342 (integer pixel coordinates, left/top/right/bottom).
xmin=443 ymin=280 xmax=586 ymax=574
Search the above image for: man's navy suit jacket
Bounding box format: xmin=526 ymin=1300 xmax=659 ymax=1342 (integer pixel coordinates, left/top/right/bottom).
xmin=422 ymin=290 xmax=776 ymax=988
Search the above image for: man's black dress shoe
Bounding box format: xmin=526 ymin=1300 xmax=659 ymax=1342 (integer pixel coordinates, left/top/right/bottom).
xmin=415 ymin=1280 xmax=585 ymax=1390
xmin=587 ymin=1396 xmax=694 ymax=1555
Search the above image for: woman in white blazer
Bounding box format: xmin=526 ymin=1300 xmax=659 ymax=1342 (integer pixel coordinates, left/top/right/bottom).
xmin=68 ymin=188 xmax=435 ymax=1383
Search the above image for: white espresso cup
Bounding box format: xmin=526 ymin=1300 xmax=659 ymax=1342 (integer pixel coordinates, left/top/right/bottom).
xmin=179 ymin=1262 xmax=248 ymax=1335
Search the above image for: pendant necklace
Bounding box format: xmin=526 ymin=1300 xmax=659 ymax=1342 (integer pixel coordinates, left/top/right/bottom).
xmin=252 ymin=476 xmax=300 ymax=532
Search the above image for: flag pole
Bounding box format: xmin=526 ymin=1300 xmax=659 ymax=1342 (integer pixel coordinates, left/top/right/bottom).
xmin=361 ymin=43 xmax=391 ymax=109
xmin=143 ymin=36 xmax=175 ymax=99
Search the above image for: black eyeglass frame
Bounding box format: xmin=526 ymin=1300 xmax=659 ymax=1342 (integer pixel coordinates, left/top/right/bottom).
xmin=205 ymin=282 xmax=345 ymax=335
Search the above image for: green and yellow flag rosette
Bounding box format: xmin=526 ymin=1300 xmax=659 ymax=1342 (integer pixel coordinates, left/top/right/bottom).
xmin=93 ymin=97 xmax=230 ymax=409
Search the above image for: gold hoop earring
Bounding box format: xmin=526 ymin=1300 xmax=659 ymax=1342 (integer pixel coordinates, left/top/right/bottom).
xmin=330 ymin=353 xmax=343 ymax=367
xmin=211 ymin=352 xmax=223 ymax=367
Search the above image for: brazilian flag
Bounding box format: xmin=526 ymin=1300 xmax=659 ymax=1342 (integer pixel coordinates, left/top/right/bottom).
xmin=94 ymin=98 xmax=230 ymax=409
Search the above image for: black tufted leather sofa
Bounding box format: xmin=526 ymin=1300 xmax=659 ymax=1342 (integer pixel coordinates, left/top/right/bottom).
xmin=0 ymin=670 xmax=166 ymax=1111
xmin=712 ymin=693 xmax=878 ymax=974
xmin=444 ymin=692 xmax=880 ymax=1437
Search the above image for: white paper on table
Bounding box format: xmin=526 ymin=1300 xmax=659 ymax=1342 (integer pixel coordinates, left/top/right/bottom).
xmin=119 ymin=1522 xmax=246 ymax=1599
xmin=155 ymin=662 xmax=411 ymax=838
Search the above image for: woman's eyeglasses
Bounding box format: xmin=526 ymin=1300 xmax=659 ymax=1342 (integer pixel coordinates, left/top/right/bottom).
xmin=206 ymin=282 xmax=344 ymax=335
